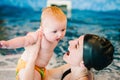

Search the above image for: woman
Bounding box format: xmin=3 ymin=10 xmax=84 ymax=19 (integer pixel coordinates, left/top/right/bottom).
xmin=16 ymin=34 xmax=114 ymax=80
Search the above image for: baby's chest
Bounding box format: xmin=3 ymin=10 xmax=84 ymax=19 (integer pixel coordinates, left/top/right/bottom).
xmin=38 ymin=51 xmax=53 ymax=60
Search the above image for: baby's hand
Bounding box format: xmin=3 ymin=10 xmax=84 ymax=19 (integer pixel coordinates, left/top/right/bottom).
xmin=0 ymin=41 xmax=8 ymax=48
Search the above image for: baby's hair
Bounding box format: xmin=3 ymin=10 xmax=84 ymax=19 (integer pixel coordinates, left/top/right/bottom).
xmin=41 ymin=6 xmax=67 ymax=26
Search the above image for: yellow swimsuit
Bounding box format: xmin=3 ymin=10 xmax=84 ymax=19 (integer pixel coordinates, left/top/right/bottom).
xmin=16 ymin=58 xmax=46 ymax=80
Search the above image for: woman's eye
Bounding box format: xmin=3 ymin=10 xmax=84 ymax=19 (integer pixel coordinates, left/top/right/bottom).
xmin=75 ymin=42 xmax=79 ymax=48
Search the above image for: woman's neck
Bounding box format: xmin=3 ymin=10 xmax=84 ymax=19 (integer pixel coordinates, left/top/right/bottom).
xmin=70 ymin=65 xmax=89 ymax=80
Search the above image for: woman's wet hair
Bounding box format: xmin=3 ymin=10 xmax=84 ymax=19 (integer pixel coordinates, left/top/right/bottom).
xmin=83 ymin=34 xmax=114 ymax=70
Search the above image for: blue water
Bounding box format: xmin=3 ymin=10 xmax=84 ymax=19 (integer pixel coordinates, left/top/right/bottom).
xmin=1 ymin=0 xmax=120 ymax=11
xmin=0 ymin=6 xmax=120 ymax=79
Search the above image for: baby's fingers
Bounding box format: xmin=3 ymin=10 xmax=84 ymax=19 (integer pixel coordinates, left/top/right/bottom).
xmin=0 ymin=42 xmax=2 ymax=48
xmin=0 ymin=41 xmax=7 ymax=48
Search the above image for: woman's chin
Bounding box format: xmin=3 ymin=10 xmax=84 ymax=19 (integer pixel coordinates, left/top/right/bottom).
xmin=63 ymin=52 xmax=70 ymax=62
xmin=63 ymin=52 xmax=69 ymax=57
xmin=63 ymin=54 xmax=66 ymax=60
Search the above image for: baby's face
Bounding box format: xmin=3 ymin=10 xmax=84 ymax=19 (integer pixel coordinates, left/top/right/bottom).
xmin=63 ymin=35 xmax=84 ymax=66
xmin=42 ymin=17 xmax=67 ymax=43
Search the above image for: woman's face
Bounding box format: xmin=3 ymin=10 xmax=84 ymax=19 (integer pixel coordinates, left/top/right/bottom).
xmin=63 ymin=35 xmax=84 ymax=66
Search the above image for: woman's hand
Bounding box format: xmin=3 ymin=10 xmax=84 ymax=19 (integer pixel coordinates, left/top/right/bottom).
xmin=25 ymin=30 xmax=42 ymax=62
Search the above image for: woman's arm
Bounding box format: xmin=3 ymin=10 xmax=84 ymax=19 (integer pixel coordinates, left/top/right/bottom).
xmin=19 ymin=31 xmax=42 ymax=80
xmin=46 ymin=64 xmax=70 ymax=79
xmin=46 ymin=64 xmax=89 ymax=80
xmin=77 ymin=77 xmax=89 ymax=80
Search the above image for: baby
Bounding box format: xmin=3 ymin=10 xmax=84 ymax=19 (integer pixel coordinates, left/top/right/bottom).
xmin=0 ymin=6 xmax=67 ymax=79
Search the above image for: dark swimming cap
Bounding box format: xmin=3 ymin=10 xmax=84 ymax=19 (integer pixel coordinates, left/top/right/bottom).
xmin=83 ymin=34 xmax=114 ymax=70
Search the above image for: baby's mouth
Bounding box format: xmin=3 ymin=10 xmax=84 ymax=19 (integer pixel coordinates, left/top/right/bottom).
xmin=56 ymin=38 xmax=60 ymax=41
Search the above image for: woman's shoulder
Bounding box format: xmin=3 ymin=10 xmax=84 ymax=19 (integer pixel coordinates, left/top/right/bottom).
xmin=88 ymin=71 xmax=94 ymax=80
xmin=58 ymin=64 xmax=71 ymax=73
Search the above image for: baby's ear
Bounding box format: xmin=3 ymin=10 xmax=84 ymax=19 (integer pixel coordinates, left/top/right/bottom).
xmin=38 ymin=26 xmax=43 ymax=32
xmin=39 ymin=26 xmax=43 ymax=30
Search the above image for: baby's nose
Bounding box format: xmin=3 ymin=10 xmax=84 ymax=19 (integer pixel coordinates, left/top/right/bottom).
xmin=57 ymin=32 xmax=62 ymax=38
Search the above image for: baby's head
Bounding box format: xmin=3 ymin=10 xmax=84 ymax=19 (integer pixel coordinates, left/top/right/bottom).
xmin=83 ymin=34 xmax=114 ymax=70
xmin=40 ymin=6 xmax=67 ymax=42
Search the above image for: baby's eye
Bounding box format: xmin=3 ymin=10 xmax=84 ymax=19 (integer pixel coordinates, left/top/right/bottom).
xmin=53 ymin=30 xmax=57 ymax=33
xmin=75 ymin=45 xmax=77 ymax=48
xmin=61 ymin=29 xmax=65 ymax=32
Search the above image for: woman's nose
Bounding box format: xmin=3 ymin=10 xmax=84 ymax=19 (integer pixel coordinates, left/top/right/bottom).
xmin=69 ymin=39 xmax=77 ymax=45
xmin=69 ymin=40 xmax=73 ymax=45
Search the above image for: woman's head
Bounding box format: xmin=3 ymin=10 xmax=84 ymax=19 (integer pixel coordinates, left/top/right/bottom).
xmin=63 ymin=34 xmax=114 ymax=70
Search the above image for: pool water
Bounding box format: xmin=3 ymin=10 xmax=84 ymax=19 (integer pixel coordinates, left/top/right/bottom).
xmin=0 ymin=6 xmax=120 ymax=79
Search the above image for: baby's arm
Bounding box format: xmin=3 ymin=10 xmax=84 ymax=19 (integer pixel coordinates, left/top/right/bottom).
xmin=0 ymin=30 xmax=39 ymax=49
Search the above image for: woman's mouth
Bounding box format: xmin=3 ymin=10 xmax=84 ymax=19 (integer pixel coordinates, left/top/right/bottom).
xmin=65 ymin=51 xmax=70 ymax=55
